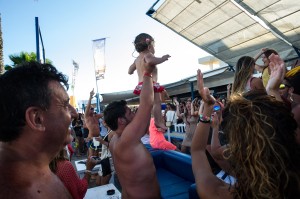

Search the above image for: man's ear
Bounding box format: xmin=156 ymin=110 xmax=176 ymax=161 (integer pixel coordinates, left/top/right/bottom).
xmin=25 ymin=107 xmax=45 ymax=131
xmin=118 ymin=117 xmax=126 ymax=125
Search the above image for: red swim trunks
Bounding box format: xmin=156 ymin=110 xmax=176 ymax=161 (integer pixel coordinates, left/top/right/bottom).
xmin=133 ymin=81 xmax=165 ymax=95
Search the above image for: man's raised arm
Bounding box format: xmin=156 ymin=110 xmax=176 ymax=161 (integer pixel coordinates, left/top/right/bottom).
xmin=122 ymin=69 xmax=155 ymax=142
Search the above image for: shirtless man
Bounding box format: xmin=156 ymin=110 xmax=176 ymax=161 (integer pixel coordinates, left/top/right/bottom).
xmin=103 ymin=61 xmax=160 ymax=198
xmin=0 ymin=62 xmax=77 ymax=198
xmin=128 ymin=33 xmax=170 ymax=131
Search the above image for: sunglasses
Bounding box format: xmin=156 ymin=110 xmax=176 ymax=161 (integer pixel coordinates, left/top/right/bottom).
xmin=279 ymin=84 xmax=291 ymax=89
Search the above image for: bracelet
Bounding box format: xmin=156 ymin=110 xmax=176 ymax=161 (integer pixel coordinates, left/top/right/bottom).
xmin=199 ymin=118 xmax=211 ymax=124
xmin=85 ymin=170 xmax=92 ymax=173
xmin=144 ymin=72 xmax=152 ymax=78
xmin=199 ymin=114 xmax=211 ymax=123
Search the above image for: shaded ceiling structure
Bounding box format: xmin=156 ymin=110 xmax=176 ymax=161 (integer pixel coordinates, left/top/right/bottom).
xmin=100 ymin=0 xmax=300 ymax=106
xmin=147 ymin=0 xmax=300 ymax=67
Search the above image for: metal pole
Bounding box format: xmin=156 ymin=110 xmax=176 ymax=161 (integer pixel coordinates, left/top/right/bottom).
xmin=35 ymin=17 xmax=40 ymax=63
xmin=95 ymin=78 xmax=100 ymax=113
xmin=190 ymin=81 xmax=194 ymax=100
xmin=167 ymin=127 xmax=171 ymax=142
xmin=82 ymin=103 xmax=85 ymax=114
xmin=293 ymin=46 xmax=300 ymax=58
xmin=39 ymin=27 xmax=45 ymax=64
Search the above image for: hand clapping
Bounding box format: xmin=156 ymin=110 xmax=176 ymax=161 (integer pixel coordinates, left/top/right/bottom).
xmin=267 ymin=54 xmax=285 ymax=91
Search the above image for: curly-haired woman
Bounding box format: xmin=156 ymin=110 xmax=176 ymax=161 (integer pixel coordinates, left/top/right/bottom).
xmin=191 ymin=69 xmax=300 ymax=199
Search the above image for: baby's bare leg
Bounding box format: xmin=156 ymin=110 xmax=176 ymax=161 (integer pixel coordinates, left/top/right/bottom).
xmin=153 ymin=92 xmax=167 ymax=131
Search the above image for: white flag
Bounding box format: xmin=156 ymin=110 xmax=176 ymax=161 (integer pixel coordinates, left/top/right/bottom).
xmin=92 ymin=38 xmax=106 ymax=80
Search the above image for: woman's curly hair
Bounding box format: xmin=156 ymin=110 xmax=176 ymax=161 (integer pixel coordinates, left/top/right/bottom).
xmin=134 ymin=33 xmax=154 ymax=53
xmin=221 ymin=90 xmax=300 ymax=199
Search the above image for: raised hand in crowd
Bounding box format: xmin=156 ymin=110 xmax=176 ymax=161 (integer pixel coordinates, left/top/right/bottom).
xmin=174 ymin=97 xmax=179 ymax=106
xmin=197 ymin=69 xmax=215 ymax=105
xmin=84 ymin=89 xmax=103 ymax=138
xmin=266 ymin=53 xmax=286 ymax=101
xmin=191 ymin=69 xmax=232 ymax=199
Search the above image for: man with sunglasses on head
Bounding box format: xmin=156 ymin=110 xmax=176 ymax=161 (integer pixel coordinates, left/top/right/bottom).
xmin=279 ymin=79 xmax=292 ymax=102
xmin=88 ymin=63 xmax=160 ymax=198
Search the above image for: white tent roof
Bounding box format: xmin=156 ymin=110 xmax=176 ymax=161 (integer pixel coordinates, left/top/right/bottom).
xmin=147 ymin=0 xmax=300 ymax=67
xmin=98 ymin=0 xmax=300 ymax=105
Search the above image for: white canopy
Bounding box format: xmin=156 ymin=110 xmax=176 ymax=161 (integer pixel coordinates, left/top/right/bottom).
xmin=147 ymin=0 xmax=300 ymax=67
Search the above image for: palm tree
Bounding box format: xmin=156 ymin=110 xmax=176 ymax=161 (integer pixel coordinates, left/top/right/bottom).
xmin=5 ymin=51 xmax=52 ymax=70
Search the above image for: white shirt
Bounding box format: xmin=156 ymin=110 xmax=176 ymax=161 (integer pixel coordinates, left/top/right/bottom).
xmin=166 ymin=110 xmax=176 ymax=125
xmin=99 ymin=118 xmax=108 ymax=137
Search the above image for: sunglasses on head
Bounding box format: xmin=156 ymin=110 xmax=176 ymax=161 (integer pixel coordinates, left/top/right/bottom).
xmin=279 ymin=84 xmax=291 ymax=89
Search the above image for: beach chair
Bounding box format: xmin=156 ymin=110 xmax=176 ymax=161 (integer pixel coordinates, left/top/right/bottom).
xmin=174 ymin=123 xmax=186 ymax=133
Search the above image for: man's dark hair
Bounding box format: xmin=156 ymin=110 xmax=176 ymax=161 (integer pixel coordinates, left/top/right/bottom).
xmin=103 ymin=100 xmax=127 ymax=131
xmin=170 ymin=104 xmax=176 ymax=110
xmin=0 ymin=61 xmax=69 ymax=142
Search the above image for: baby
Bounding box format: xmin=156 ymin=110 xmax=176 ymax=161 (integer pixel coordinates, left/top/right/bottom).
xmin=128 ymin=33 xmax=170 ymax=131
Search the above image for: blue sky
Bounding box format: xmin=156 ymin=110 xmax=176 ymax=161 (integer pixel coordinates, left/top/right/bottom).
xmin=0 ymin=0 xmax=210 ymax=100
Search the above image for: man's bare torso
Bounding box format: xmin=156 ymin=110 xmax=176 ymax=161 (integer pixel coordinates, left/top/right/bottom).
xmin=110 ymin=135 xmax=161 ymax=199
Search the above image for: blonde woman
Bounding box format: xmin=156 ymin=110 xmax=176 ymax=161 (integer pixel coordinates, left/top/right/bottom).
xmin=232 ymin=56 xmax=265 ymax=94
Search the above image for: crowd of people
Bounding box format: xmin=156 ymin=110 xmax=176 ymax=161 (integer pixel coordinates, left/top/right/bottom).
xmin=0 ymin=33 xmax=299 ymax=199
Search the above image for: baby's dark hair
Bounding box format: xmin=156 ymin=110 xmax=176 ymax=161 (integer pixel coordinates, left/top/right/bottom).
xmin=134 ymin=33 xmax=154 ymax=53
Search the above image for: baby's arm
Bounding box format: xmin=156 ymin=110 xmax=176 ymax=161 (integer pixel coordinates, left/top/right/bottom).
xmin=128 ymin=62 xmax=136 ymax=75
xmin=254 ymin=48 xmax=267 ymax=72
xmin=144 ymin=53 xmax=170 ymax=66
